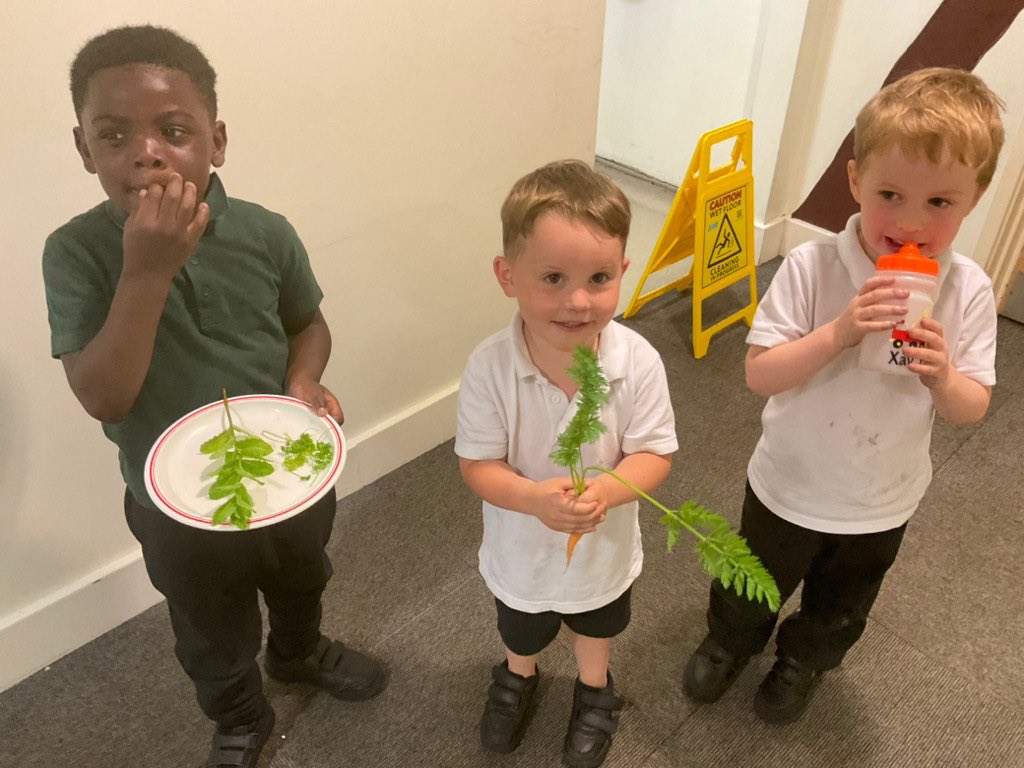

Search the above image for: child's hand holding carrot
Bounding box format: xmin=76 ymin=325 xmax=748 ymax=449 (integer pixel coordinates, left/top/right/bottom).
xmin=530 ymin=478 xmax=602 ymax=534
xmin=575 ymin=478 xmax=612 ymax=521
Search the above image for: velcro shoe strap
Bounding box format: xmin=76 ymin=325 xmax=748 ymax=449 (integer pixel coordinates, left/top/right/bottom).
xmin=580 ymin=690 xmax=624 ymax=711
xmin=307 ymin=636 xmax=331 ymax=663
xmin=209 ymin=747 xmax=249 ymax=766
xmin=580 ymin=709 xmax=620 ymax=735
xmin=214 ymin=733 xmax=256 ymax=750
xmin=318 ymin=641 xmax=346 ymax=671
xmin=488 ymin=683 xmax=521 ymax=707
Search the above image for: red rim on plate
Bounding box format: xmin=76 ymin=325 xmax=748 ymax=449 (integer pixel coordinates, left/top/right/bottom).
xmin=144 ymin=395 xmax=345 ymax=531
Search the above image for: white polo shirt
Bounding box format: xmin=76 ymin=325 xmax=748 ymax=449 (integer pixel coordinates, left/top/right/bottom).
xmin=746 ymin=214 xmax=997 ymax=534
xmin=455 ymin=315 xmax=678 ymax=613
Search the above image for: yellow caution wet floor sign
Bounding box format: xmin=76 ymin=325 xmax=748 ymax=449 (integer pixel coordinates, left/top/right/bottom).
xmin=624 ymin=120 xmax=757 ymax=358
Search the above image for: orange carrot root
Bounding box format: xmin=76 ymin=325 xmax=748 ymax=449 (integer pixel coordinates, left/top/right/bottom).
xmin=566 ymin=532 xmax=583 ymax=566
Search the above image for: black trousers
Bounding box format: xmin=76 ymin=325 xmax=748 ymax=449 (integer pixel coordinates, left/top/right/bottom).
xmin=706 ymin=483 xmax=906 ymax=671
xmin=124 ymin=488 xmax=336 ymax=728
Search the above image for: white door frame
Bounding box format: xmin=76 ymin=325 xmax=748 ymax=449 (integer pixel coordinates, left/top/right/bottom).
xmin=975 ymin=128 xmax=1024 ymax=310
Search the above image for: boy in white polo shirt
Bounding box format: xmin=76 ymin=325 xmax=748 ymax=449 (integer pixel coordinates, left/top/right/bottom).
xmin=683 ymin=68 xmax=1003 ymax=725
xmin=456 ymin=160 xmax=677 ymax=767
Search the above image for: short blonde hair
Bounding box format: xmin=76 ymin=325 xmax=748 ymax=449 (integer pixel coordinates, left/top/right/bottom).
xmin=500 ymin=160 xmax=630 ymax=260
xmin=854 ymin=67 xmax=1005 ymax=190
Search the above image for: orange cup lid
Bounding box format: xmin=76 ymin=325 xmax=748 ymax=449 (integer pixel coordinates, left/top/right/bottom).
xmin=876 ymin=242 xmax=939 ymax=276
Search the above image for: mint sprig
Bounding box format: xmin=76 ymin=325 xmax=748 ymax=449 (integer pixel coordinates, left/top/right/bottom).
xmin=199 ymin=390 xmax=275 ymax=530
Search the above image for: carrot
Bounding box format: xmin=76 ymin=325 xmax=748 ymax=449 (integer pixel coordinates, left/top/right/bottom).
xmin=551 ymin=344 xmax=781 ymax=611
xmin=550 ymin=347 xmax=610 ymax=570
xmin=566 ymin=532 xmax=583 ymax=566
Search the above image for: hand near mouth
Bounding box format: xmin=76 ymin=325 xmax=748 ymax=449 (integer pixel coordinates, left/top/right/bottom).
xmin=122 ymin=172 xmax=209 ymax=284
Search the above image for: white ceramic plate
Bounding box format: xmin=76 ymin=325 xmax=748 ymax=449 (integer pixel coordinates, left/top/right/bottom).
xmin=144 ymin=394 xmax=345 ymax=531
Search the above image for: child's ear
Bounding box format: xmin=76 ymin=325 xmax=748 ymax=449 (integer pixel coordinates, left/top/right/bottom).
xmin=493 ymin=256 xmax=516 ymax=297
xmin=847 ymin=159 xmax=861 ymax=203
xmin=73 ymin=126 xmax=97 ymax=175
xmin=211 ymin=121 xmax=228 ymax=168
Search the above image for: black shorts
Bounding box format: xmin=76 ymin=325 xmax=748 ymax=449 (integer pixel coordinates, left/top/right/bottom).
xmin=495 ymin=586 xmax=632 ymax=656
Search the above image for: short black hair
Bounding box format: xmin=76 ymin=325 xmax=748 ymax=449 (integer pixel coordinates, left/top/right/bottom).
xmin=70 ymin=25 xmax=218 ymax=119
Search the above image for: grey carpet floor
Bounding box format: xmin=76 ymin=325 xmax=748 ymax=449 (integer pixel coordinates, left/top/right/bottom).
xmin=3 ymin=260 xmax=1023 ymax=767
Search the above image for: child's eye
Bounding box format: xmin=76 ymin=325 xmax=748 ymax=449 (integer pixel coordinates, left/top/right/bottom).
xmin=162 ymin=126 xmax=189 ymax=141
xmin=591 ymin=272 xmax=611 ymax=285
xmin=928 ymin=197 xmax=952 ymax=209
xmin=543 ymin=273 xmax=564 ymax=285
xmin=99 ymin=130 xmax=126 ymax=145
xmin=878 ymin=190 xmax=899 ymax=201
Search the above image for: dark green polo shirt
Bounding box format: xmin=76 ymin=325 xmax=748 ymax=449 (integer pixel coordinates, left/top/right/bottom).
xmin=43 ymin=174 xmax=324 ymax=508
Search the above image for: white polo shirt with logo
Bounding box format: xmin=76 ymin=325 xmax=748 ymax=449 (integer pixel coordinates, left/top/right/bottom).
xmin=746 ymin=214 xmax=997 ymax=534
xmin=455 ymin=315 xmax=678 ymax=613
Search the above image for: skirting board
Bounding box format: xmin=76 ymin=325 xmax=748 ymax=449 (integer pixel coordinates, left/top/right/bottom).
xmin=0 ymin=384 xmax=460 ymax=694
xmin=757 ymin=217 xmax=784 ymax=263
xmin=335 ymin=383 xmax=459 ymax=498
xmin=754 ymin=216 xmax=832 ymax=265
xmin=0 ymin=552 xmax=163 ymax=693
xmin=780 ymin=217 xmax=835 ymax=255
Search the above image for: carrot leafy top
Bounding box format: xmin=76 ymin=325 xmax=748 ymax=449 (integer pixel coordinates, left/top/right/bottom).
xmin=549 ymin=345 xmax=780 ymax=611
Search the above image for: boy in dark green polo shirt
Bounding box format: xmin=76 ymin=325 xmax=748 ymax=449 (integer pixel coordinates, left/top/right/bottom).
xmin=42 ymin=25 xmax=383 ymax=768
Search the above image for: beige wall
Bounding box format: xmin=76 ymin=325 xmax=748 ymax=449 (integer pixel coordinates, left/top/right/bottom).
xmin=599 ymin=0 xmax=810 ymax=226
xmin=0 ymin=0 xmax=607 ymax=691
xmin=598 ymin=0 xmax=810 ymax=279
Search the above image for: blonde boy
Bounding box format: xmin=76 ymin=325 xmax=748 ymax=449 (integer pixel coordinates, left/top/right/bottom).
xmin=455 ymin=160 xmax=677 ymax=767
xmin=683 ymin=68 xmax=1003 ymax=724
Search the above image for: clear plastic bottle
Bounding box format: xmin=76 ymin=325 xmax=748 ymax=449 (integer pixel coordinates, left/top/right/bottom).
xmin=858 ymin=242 xmax=940 ymax=375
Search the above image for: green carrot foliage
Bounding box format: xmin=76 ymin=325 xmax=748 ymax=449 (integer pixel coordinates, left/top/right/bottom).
xmin=549 ymin=345 xmax=610 ymax=495
xmin=550 ymin=345 xmax=781 ymax=611
xmin=661 ymin=501 xmax=780 ymax=611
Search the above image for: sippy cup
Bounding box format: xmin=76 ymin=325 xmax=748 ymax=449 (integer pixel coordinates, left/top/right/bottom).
xmin=858 ymin=242 xmax=939 ymax=375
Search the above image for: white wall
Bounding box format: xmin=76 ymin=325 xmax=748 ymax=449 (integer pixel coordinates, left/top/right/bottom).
xmin=765 ymin=0 xmax=943 ymax=220
xmin=958 ymin=12 xmax=1024 ymax=267
xmin=0 ymin=0 xmax=607 ymax=691
xmin=762 ymin=0 xmax=1024 ymax=267
xmin=601 ymin=0 xmax=1024 ymax=272
xmin=597 ymin=0 xmax=810 ymax=231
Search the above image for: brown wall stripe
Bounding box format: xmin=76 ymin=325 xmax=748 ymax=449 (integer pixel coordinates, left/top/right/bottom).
xmin=792 ymin=0 xmax=1024 ymax=234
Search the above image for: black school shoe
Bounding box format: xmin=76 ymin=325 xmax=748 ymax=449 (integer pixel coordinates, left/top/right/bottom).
xmin=480 ymin=661 xmax=540 ymax=754
xmin=207 ymin=705 xmax=275 ymax=768
xmin=265 ymin=635 xmax=385 ymax=701
xmin=753 ymin=655 xmax=822 ymax=724
xmin=563 ymin=673 xmax=625 ymax=768
xmin=683 ymin=633 xmax=752 ymax=703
